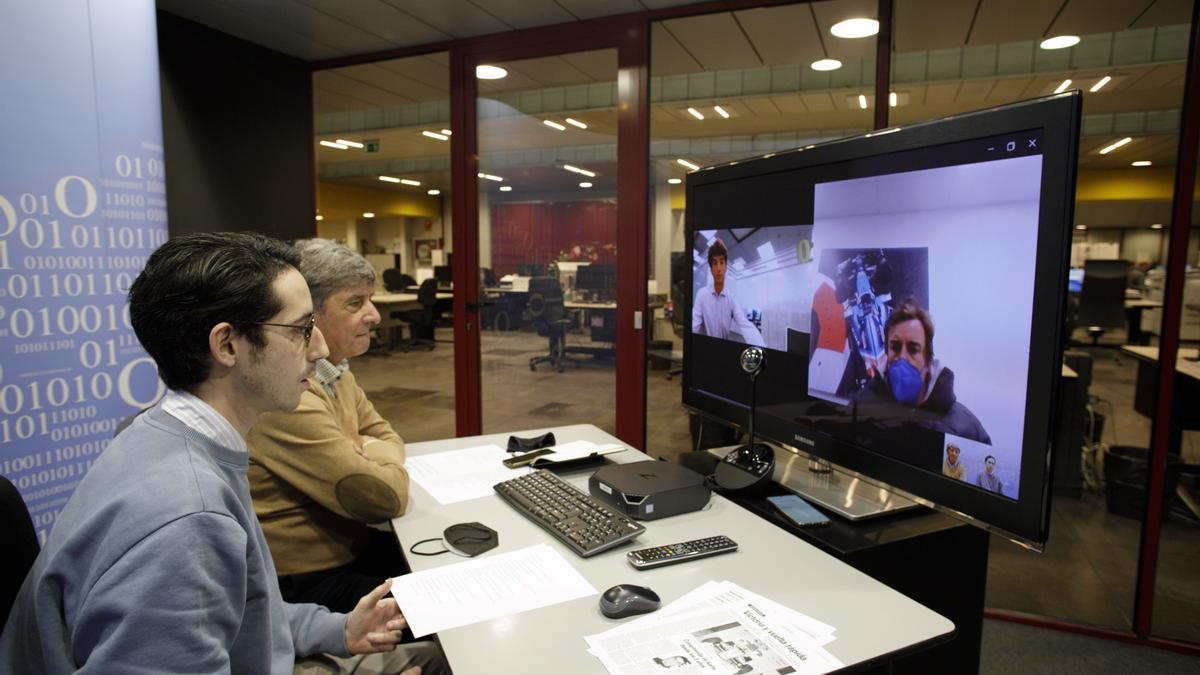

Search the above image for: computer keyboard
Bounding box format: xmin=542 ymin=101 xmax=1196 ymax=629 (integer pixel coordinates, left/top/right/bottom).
xmin=494 ymin=470 xmax=646 ymax=557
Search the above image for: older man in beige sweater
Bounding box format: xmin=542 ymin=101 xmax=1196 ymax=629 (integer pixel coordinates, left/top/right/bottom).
xmin=248 ymin=239 xmax=409 ymax=614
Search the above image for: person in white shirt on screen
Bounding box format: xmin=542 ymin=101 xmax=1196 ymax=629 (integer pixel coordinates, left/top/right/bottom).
xmin=692 ymin=238 xmax=765 ymax=347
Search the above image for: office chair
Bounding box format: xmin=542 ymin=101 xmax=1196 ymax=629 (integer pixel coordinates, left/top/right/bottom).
xmin=666 ymin=255 xmax=690 ymax=380
xmin=381 ymin=268 xmax=417 ymax=293
xmin=524 ymin=277 xmax=582 ymax=372
xmin=1 ymin=475 xmax=39 ymax=628
xmin=393 ymin=278 xmax=438 ymax=351
xmin=1076 ymin=259 xmax=1130 ymax=352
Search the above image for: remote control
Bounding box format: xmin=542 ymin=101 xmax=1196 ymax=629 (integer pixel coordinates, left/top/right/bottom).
xmin=626 ymin=535 xmax=738 ymax=569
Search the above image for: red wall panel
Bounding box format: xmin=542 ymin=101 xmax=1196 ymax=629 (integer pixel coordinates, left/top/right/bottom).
xmin=490 ymin=200 xmax=617 ymax=276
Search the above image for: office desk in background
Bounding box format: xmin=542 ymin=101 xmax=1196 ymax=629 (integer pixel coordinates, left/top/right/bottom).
xmin=371 ymin=291 xmax=453 ymax=343
xmin=1125 ymin=298 xmax=1163 ymax=345
xmin=1122 ymin=345 xmax=1200 ymax=451
xmin=392 ymin=424 xmax=954 ymax=675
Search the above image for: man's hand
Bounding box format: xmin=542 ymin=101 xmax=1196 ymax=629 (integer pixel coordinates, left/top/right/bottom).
xmin=345 ymin=579 xmax=407 ymax=654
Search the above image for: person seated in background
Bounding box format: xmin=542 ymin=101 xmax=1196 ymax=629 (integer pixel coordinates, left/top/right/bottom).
xmin=1127 ymin=260 xmax=1152 ymax=292
xmin=248 ymin=239 xmax=412 ymax=614
xmin=0 ymin=232 xmax=438 ymax=674
xmin=852 ymin=298 xmax=991 ymax=444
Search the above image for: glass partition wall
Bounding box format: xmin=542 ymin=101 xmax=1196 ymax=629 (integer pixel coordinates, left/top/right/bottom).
xmin=311 ymin=52 xmax=456 ymax=443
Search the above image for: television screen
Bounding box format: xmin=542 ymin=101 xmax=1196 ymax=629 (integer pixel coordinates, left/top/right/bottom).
xmin=683 ymin=94 xmax=1080 ymax=548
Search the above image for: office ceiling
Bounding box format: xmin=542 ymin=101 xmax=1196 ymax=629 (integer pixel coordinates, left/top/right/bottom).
xmin=157 ymin=0 xmax=1199 ymax=228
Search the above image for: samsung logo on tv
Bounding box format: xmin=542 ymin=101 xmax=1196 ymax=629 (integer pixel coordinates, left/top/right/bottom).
xmin=793 ymin=434 xmax=815 ymax=447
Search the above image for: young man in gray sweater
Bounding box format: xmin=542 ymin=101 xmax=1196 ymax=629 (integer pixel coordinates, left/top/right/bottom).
xmin=0 ymin=233 xmax=442 ymax=674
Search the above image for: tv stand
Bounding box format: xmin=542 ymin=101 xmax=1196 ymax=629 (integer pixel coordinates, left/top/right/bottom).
xmin=708 ymin=444 xmax=920 ymax=520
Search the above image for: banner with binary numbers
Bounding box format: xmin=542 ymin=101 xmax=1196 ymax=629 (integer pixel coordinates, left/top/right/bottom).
xmin=1 ymin=0 xmax=167 ymax=543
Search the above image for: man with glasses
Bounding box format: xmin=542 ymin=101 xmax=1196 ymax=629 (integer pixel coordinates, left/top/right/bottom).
xmin=0 ymin=233 xmax=440 ymax=674
xmin=248 ymin=239 xmax=411 ymax=614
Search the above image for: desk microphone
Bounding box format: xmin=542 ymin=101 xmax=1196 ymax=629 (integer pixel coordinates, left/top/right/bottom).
xmin=714 ymin=347 xmax=775 ymax=492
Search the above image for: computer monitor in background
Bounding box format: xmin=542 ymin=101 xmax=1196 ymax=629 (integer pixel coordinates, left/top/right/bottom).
xmin=577 ymin=264 xmax=617 ymax=300
xmin=434 ymin=265 xmax=452 ymax=284
xmin=518 ymin=263 xmax=545 ymax=278
xmin=1068 ymin=267 xmax=1084 ymax=293
xmin=683 ymin=93 xmax=1081 ymax=549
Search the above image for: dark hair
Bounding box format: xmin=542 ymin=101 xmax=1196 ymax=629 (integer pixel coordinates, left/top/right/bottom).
xmin=707 ymin=238 xmax=728 ymax=266
xmin=985 ymin=455 xmax=997 ymax=463
xmin=885 ymin=296 xmax=935 ymax=361
xmin=129 ymin=232 xmax=301 ymax=391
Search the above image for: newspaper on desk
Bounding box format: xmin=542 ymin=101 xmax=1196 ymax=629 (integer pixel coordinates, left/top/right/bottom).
xmin=585 ymin=581 xmax=843 ymax=675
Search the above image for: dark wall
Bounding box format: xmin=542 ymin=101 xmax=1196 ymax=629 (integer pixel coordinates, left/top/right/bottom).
xmin=157 ymin=11 xmax=314 ymax=240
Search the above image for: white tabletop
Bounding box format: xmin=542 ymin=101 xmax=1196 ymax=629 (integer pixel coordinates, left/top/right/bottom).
xmin=392 ymin=424 xmax=954 ymax=674
xmin=1121 ymin=345 xmax=1200 ymax=381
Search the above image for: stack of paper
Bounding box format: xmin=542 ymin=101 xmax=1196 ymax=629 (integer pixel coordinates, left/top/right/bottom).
xmin=406 ymin=444 xmax=530 ymax=504
xmin=585 ymin=581 xmax=843 ymax=675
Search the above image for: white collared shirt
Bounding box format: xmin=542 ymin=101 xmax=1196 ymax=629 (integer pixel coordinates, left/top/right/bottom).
xmin=161 ymin=388 xmax=247 ymax=453
xmin=691 ymin=281 xmax=765 ymax=346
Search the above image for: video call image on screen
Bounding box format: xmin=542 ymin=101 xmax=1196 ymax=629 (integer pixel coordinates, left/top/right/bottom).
xmin=692 ymin=154 xmax=1043 ymax=501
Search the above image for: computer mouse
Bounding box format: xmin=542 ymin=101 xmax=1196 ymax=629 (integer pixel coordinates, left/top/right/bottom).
xmin=599 ymin=583 xmax=661 ymax=619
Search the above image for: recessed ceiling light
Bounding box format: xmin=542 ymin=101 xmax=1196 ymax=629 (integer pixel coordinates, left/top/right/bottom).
xmin=315 ymin=215 xmax=323 ymax=221
xmin=319 ymin=140 xmax=348 ymax=150
xmin=579 ymin=182 xmax=592 ymax=188
xmin=676 ymin=158 xmax=699 ymax=171
xmin=1131 ymin=160 xmax=1152 ymax=167
xmin=499 ymin=185 xmax=513 ymax=192
xmin=1054 ymin=79 xmax=1072 ymax=94
xmin=713 ymin=105 xmax=730 ymax=119
xmin=476 ymin=65 xmax=507 ymax=79
xmin=335 ymin=139 xmax=363 ymax=148
xmin=831 ymin=18 xmax=879 ymax=38
xmin=811 ymin=58 xmax=842 ymax=71
xmin=1090 ymin=76 xmax=1111 ymax=93
xmin=1098 ymin=137 xmax=1132 ymax=155
xmin=379 ymin=176 xmax=401 ymax=183
xmin=1040 ymin=35 xmax=1080 ymax=50
xmin=888 ymin=92 xmax=897 ymax=107
xmin=362 ymin=212 xmax=375 ymax=218
xmin=858 ymin=94 xmax=868 ymax=110
xmin=427 ymin=189 xmax=441 ymax=196
xmin=1150 ymin=223 xmax=1164 ymax=229
xmin=687 ymin=107 xmax=705 ymax=120
xmin=543 ymin=120 xmax=567 ymax=131
xmin=1075 ymin=224 xmax=1087 ymax=230
xmin=565 ymin=118 xmax=587 ymax=129
xmin=668 ymin=178 xmax=682 ymax=185
xmin=399 ymin=179 xmax=421 ymax=186
xmin=422 ymin=130 xmax=448 ymax=141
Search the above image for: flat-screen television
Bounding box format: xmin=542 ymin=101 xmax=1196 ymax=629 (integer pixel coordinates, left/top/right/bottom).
xmin=683 ymin=93 xmax=1080 ymax=549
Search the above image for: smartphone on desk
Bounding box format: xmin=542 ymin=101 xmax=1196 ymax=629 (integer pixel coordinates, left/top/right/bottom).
xmin=767 ymin=494 xmax=830 ymax=528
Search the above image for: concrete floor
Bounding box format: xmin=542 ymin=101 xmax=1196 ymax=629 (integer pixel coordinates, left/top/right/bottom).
xmin=350 ymin=323 xmax=1199 ymax=644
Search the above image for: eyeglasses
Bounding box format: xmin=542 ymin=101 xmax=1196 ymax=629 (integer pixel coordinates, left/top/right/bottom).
xmin=244 ymin=314 xmax=316 ymax=346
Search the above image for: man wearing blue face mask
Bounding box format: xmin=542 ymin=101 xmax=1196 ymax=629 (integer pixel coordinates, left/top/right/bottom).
xmin=853 ymin=298 xmax=990 ymax=444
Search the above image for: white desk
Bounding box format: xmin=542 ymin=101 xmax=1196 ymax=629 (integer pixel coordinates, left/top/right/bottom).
xmin=392 ymin=424 xmax=954 ymax=674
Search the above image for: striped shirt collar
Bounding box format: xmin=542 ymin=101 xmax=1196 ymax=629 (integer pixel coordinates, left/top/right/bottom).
xmin=313 ymin=358 xmax=350 ymax=397
xmin=160 ymin=388 xmax=247 ymax=454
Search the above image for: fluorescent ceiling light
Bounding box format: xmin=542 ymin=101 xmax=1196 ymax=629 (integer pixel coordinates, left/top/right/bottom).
xmin=1054 ymin=79 xmax=1072 ymax=94
xmin=565 ymin=118 xmax=587 ymax=129
xmin=668 ymin=178 xmax=682 ymax=185
xmin=562 ymin=164 xmax=594 ymax=177
xmin=378 ymin=175 xmax=401 ymax=183
xmin=687 ymin=107 xmax=705 ymax=120
xmin=499 ymin=185 xmax=513 ymax=192
xmin=478 ymin=173 xmax=503 ymax=182
xmin=1075 ymin=224 xmax=1087 ymax=230
xmin=319 ymin=140 xmax=348 ymax=149
xmin=1098 ymin=137 xmax=1132 ymax=155
xmin=888 ymin=92 xmax=897 ymax=107
xmin=1150 ymin=223 xmax=1164 ymax=229
xmin=441 ymin=129 xmax=452 ymax=136
xmin=427 ymin=189 xmax=441 ymax=196
xmin=1040 ymin=35 xmax=1080 ymax=50
xmin=543 ymin=120 xmax=567 ymax=131
xmin=1131 ymin=160 xmax=1152 ymax=167
xmin=422 ymin=130 xmax=448 ymax=141
xmin=315 ymin=215 xmax=323 ymax=221
xmin=713 ymin=106 xmax=730 ymax=119
xmin=579 ymin=182 xmax=592 ymax=188
xmin=1090 ymin=76 xmax=1111 ymax=92
xmin=676 ymin=158 xmax=700 ymax=171
xmin=831 ymin=18 xmax=879 ymax=39
xmin=858 ymin=94 xmax=868 ymax=110
xmin=399 ymin=179 xmax=421 ymax=186
xmin=476 ymin=65 xmax=507 ymax=79
xmin=362 ymin=212 xmax=375 ymax=218
xmin=335 ymin=139 xmax=363 ymax=148
xmin=810 ymin=58 xmax=842 ymax=71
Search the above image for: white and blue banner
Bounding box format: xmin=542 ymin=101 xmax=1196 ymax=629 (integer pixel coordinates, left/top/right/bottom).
xmin=1 ymin=0 xmax=167 ymax=542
